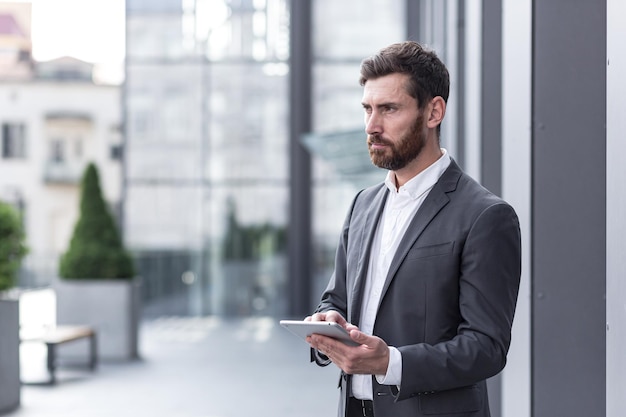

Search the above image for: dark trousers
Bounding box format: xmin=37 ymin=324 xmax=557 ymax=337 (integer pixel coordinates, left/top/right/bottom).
xmin=347 ymin=397 xmax=374 ymax=417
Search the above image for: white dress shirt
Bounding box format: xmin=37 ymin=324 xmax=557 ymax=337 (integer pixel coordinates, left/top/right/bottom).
xmin=351 ymin=149 xmax=451 ymax=400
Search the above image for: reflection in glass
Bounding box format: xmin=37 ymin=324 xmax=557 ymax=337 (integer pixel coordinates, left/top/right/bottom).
xmin=125 ymin=0 xmax=289 ymax=317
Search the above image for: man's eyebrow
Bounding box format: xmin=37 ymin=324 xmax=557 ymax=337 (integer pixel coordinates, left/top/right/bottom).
xmin=361 ymin=101 xmax=399 ymax=108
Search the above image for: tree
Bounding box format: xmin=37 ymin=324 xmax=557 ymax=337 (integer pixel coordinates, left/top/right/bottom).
xmin=0 ymin=201 xmax=27 ymax=291
xmin=59 ymin=162 xmax=134 ymax=279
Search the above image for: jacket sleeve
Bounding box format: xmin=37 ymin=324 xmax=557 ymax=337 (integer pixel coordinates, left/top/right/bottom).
xmin=309 ymin=191 xmax=362 ymax=367
xmin=315 ymin=190 xmax=363 ymax=319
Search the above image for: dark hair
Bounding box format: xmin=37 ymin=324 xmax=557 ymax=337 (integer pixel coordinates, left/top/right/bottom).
xmin=359 ymin=41 xmax=450 ymax=109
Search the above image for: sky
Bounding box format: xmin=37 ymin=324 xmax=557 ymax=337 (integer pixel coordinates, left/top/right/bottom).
xmin=7 ymin=0 xmax=125 ymax=82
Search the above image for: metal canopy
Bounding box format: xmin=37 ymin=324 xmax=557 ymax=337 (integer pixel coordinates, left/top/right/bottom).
xmin=301 ymin=129 xmax=383 ymax=189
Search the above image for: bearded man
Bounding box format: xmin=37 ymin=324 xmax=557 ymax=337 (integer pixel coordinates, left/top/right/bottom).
xmin=305 ymin=41 xmax=522 ymax=417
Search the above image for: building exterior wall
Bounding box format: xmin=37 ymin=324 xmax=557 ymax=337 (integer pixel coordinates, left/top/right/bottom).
xmin=0 ymin=80 xmax=122 ymax=285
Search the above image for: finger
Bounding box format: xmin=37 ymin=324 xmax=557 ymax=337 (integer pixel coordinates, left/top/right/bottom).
xmin=345 ymin=323 xmax=360 ymax=332
xmin=350 ymin=330 xmax=370 ymax=345
xmin=325 ymin=311 xmax=348 ymax=326
xmin=308 ymin=313 xmax=326 ymax=322
xmin=310 ymin=334 xmax=340 ymax=354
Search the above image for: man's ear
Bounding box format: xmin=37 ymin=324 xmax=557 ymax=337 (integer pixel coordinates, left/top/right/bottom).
xmin=426 ymin=96 xmax=446 ymax=129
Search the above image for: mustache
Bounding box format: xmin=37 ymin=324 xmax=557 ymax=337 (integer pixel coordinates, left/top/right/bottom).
xmin=367 ymin=135 xmax=392 ymax=146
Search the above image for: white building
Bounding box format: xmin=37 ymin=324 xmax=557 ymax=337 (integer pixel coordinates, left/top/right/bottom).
xmin=0 ymin=3 xmax=122 ymax=286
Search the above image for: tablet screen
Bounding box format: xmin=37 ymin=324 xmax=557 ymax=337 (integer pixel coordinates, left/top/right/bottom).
xmin=279 ymin=320 xmax=359 ymax=346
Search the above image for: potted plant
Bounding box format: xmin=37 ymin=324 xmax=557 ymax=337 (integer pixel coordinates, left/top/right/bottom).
xmin=55 ymin=162 xmax=140 ymax=360
xmin=0 ymin=200 xmax=27 ymax=413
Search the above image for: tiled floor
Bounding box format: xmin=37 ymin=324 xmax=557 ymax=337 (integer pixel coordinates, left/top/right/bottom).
xmin=6 ymin=302 xmax=340 ymax=417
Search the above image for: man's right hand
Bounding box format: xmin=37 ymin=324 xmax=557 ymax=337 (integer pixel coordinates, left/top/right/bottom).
xmin=305 ymin=311 xmax=349 ymax=328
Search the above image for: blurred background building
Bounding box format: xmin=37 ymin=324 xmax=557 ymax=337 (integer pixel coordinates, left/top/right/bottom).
xmin=124 ymin=0 xmax=291 ymax=318
xmin=122 ymin=0 xmax=450 ymax=320
xmin=0 ymin=1 xmax=123 ymax=288
xmin=0 ymin=1 xmax=625 ymax=416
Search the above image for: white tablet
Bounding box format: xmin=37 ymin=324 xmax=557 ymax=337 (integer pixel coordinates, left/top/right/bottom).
xmin=279 ymin=320 xmax=359 ymax=346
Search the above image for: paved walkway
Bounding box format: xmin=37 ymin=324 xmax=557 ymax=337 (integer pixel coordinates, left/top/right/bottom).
xmin=5 ymin=316 xmax=339 ymax=417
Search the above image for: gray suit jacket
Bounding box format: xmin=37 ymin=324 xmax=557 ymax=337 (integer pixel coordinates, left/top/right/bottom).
xmin=315 ymin=160 xmax=521 ymax=417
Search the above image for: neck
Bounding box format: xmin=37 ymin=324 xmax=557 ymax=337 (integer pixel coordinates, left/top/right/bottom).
xmin=392 ymin=144 xmax=443 ymax=188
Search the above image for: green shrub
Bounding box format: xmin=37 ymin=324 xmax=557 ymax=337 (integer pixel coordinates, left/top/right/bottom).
xmin=222 ymin=199 xmax=286 ymax=261
xmin=59 ymin=163 xmax=135 ymax=279
xmin=0 ymin=201 xmax=28 ymax=291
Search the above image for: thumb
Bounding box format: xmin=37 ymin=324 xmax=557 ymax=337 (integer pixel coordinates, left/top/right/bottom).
xmin=350 ymin=329 xmax=371 ymax=345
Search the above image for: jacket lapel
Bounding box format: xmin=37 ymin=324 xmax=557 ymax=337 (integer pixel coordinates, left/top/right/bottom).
xmin=379 ymin=161 xmax=462 ymax=303
xmin=348 ymin=185 xmax=388 ymax=324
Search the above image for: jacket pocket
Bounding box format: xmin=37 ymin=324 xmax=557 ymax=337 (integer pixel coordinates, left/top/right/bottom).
xmin=405 ymin=241 xmax=454 ymax=260
xmin=419 ymin=384 xmax=482 ymax=415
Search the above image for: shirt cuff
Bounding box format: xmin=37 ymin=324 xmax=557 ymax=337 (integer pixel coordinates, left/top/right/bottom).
xmin=375 ymin=346 xmax=402 ymax=386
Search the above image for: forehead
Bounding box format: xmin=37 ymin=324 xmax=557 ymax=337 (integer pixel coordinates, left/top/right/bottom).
xmin=361 ymin=73 xmax=413 ymax=104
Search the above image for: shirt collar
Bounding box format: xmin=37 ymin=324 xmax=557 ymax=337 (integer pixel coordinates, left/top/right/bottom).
xmin=384 ymin=148 xmax=451 ymax=199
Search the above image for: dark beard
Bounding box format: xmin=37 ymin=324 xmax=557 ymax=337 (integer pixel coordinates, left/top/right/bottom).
xmin=368 ymin=115 xmax=425 ymax=171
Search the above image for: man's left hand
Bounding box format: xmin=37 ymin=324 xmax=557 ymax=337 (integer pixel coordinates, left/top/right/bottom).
xmin=308 ymin=330 xmax=390 ymax=375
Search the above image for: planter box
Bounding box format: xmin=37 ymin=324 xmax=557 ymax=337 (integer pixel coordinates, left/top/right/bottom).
xmin=54 ymin=278 xmax=141 ymax=361
xmin=0 ymin=298 xmax=20 ymax=414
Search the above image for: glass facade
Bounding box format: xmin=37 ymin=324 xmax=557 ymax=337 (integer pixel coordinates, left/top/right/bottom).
xmin=309 ymin=0 xmax=405 ymax=304
xmin=124 ymin=0 xmax=451 ymax=318
xmin=125 ymin=0 xmax=289 ymax=317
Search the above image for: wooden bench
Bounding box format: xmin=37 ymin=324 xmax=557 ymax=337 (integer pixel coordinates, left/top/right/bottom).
xmin=21 ymin=325 xmax=97 ymax=385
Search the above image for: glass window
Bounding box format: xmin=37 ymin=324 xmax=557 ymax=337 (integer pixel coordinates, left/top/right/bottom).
xmin=313 ymin=0 xmax=405 ymax=60
xmin=125 ymin=64 xmax=203 ymax=181
xmin=206 ymin=185 xmax=288 ymax=317
xmin=127 ymin=15 xmax=191 ymax=60
xmin=310 ymin=0 xmax=405 ymax=305
xmin=126 ymin=0 xmax=182 ymax=14
xmin=206 ymin=63 xmax=288 ymax=182
xmin=313 ymin=63 xmax=364 ymax=132
xmin=50 ymin=138 xmax=65 ymax=163
xmin=125 ymin=0 xmax=290 ymax=317
xmin=1 ymin=123 xmax=26 ymax=159
xmin=110 ymin=145 xmax=123 ymax=160
xmin=74 ymin=137 xmax=83 ymax=158
xmin=198 ymin=0 xmax=289 ymax=61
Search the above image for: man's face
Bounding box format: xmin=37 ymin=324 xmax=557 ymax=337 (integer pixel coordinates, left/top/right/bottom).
xmin=361 ymin=73 xmax=426 ymax=171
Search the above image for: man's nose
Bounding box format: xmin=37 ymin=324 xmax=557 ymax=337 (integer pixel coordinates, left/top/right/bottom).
xmin=365 ymin=113 xmax=382 ymax=135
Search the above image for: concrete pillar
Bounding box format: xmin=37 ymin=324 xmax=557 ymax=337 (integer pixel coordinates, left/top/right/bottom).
xmin=532 ymin=1 xmax=606 ymax=415
xmin=606 ymin=1 xmax=626 ymax=416
xmin=0 ymin=299 xmax=20 ymax=414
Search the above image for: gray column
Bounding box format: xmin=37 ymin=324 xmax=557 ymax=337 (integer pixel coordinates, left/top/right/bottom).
xmin=532 ymin=1 xmax=606 ymax=416
xmin=480 ymin=0 xmax=502 ymax=197
xmin=288 ymin=0 xmax=313 ymax=316
xmin=405 ymin=0 xmax=421 ymax=41
xmin=455 ymin=0 xmax=466 ymax=167
xmin=478 ymin=1 xmax=504 ymax=415
xmin=606 ymin=1 xmax=626 ymax=416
